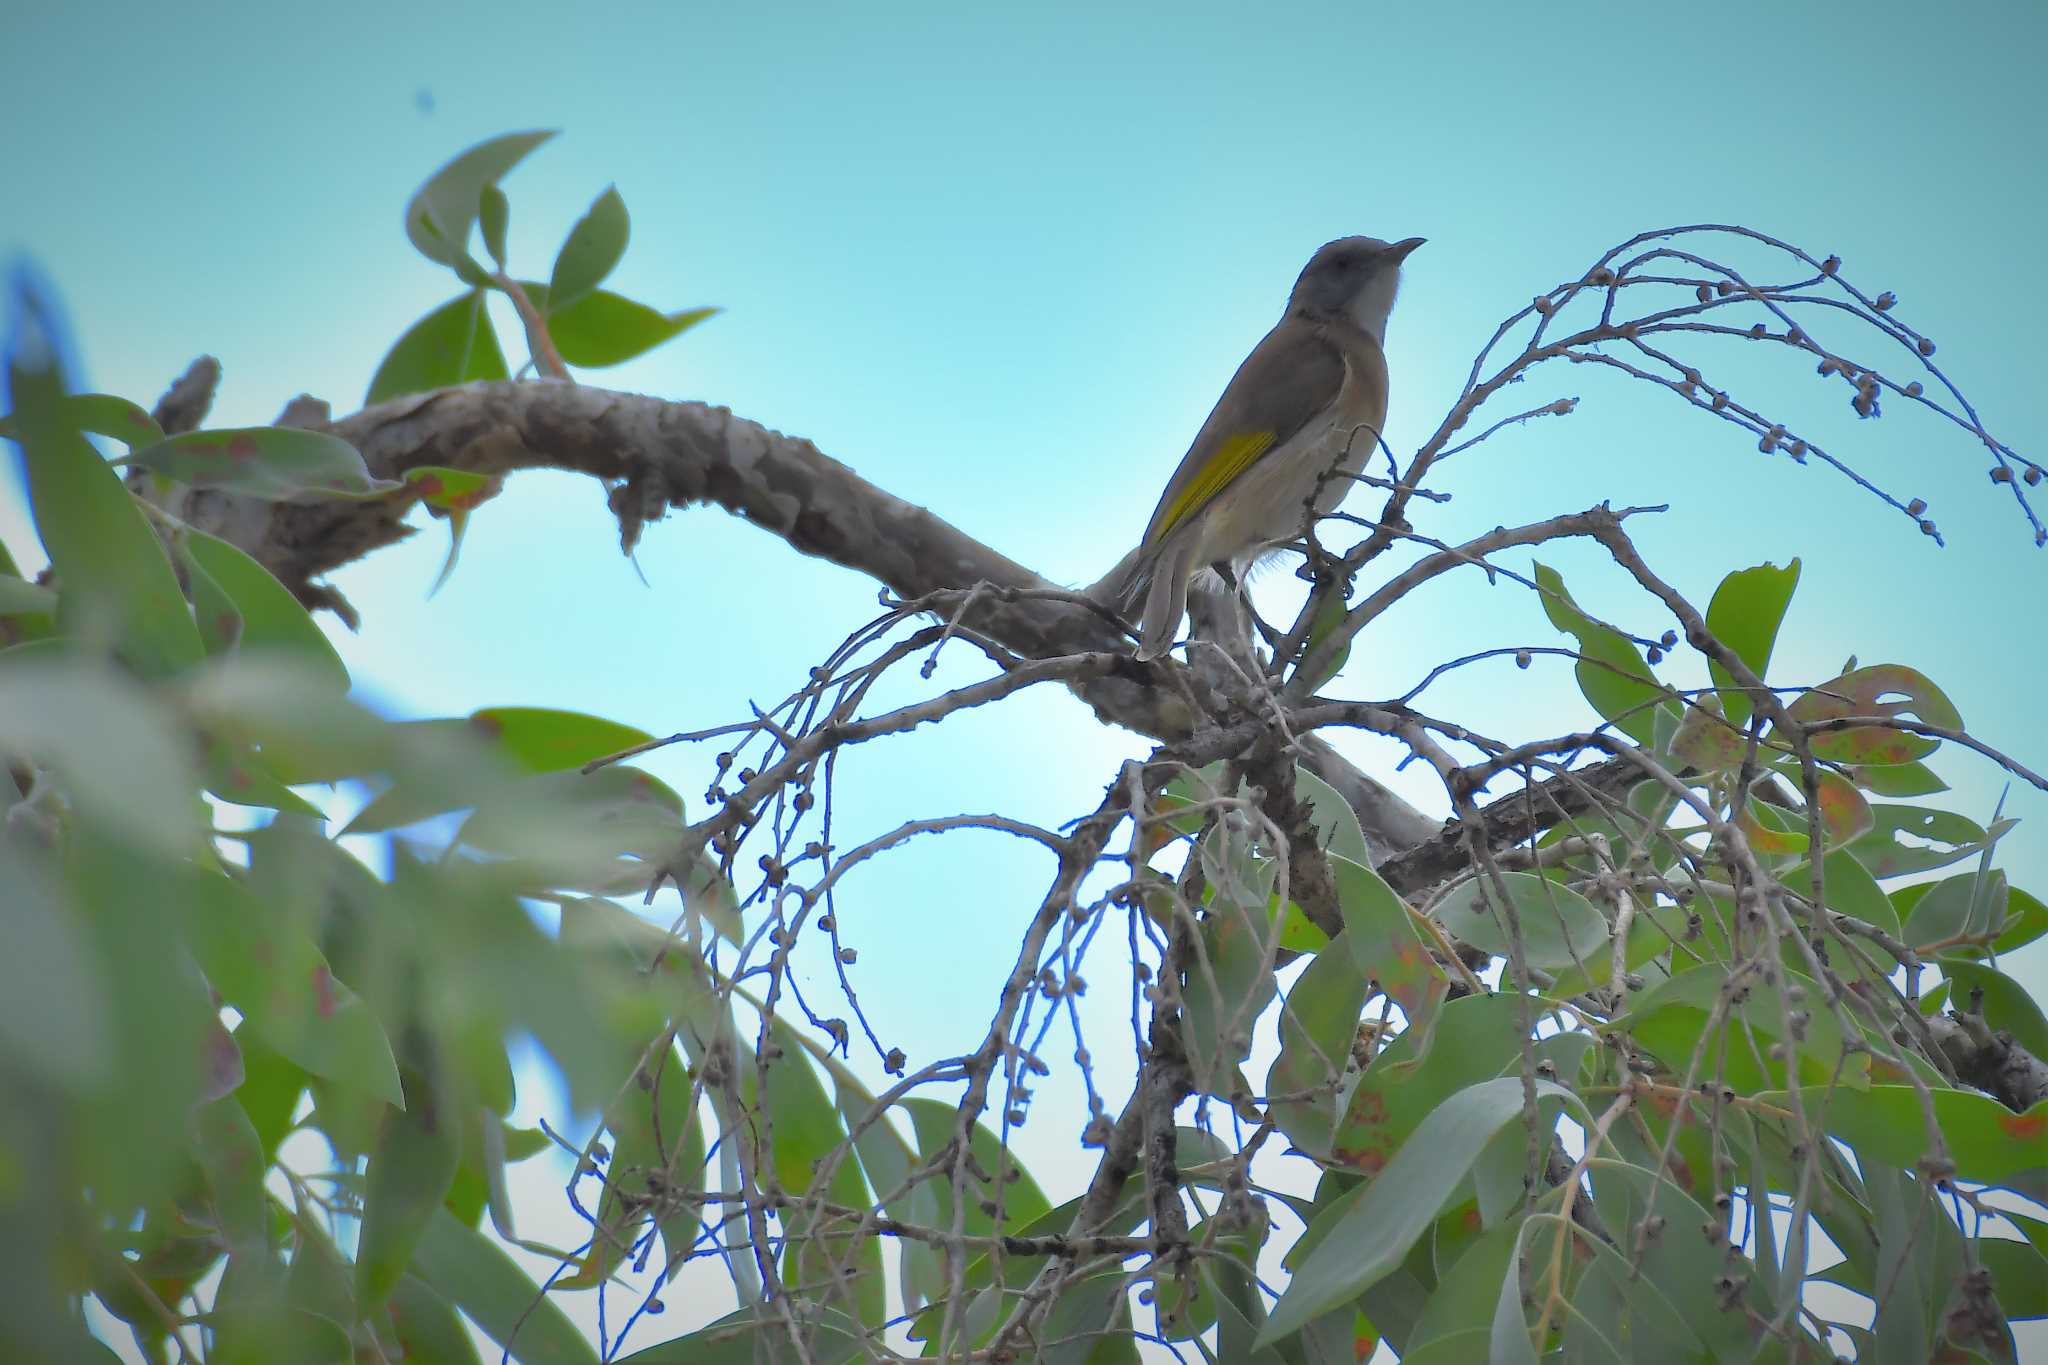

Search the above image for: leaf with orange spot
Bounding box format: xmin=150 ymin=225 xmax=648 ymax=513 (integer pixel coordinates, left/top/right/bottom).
xmin=1808 ymin=768 xmax=1874 ymax=844
xmin=1736 ymin=798 xmax=1809 ymax=857
xmin=1335 ymin=854 xmax=1445 ymax=1028
xmin=1756 ymin=1086 xmax=2048 ymax=1187
xmin=1782 ymin=663 xmax=1959 ymax=765
xmin=182 ymin=867 xmax=402 ymax=1108
xmin=1329 ymin=992 xmax=1527 ymax=1176
xmin=1669 ymin=697 xmax=1766 ymax=772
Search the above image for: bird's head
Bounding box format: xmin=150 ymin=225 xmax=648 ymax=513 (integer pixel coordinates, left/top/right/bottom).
xmin=1288 ymin=235 xmax=1425 ymax=342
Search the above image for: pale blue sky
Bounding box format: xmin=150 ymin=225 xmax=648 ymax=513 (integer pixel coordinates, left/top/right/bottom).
xmin=6 ymin=0 xmax=2045 ymax=1355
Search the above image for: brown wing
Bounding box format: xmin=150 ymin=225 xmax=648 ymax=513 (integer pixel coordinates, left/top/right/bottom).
xmin=1140 ymin=319 xmax=1345 ymax=549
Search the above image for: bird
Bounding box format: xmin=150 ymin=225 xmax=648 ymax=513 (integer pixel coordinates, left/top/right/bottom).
xmin=1095 ymin=235 xmax=1424 ymax=660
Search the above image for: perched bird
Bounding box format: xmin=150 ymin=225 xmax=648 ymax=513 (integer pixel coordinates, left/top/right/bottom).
xmin=1097 ymin=235 xmax=1424 ymax=659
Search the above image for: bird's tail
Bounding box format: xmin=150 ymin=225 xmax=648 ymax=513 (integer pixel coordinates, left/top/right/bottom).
xmin=1089 ymin=536 xmax=1202 ymax=659
xmin=1087 ymin=545 xmax=1152 ymax=619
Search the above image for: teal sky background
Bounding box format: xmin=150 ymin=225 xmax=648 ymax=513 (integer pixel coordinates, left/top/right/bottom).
xmin=6 ymin=1 xmax=2045 ymax=1357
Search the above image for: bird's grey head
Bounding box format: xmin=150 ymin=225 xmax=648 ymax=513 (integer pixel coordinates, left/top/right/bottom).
xmin=1287 ymin=235 xmax=1425 ymax=342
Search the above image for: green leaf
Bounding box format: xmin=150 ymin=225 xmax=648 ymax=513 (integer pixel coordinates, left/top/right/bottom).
xmin=191 ymin=1097 xmax=270 ymax=1261
xmin=1293 ymin=763 xmax=1374 ymax=869
xmin=1407 ymin=1217 xmax=1524 ymax=1357
xmin=130 ymin=426 xmax=397 ymax=500
xmin=405 ymin=131 xmax=555 ymax=269
xmin=0 ymin=842 xmax=110 ymax=1092
xmin=412 ymin=1207 xmax=599 ymax=1365
xmin=1295 ymin=589 xmax=1354 ymax=693
xmin=1758 ymin=1086 xmax=2048 ymax=1186
xmin=1576 ymin=1159 xmax=1751 ymax=1359
xmin=0 ymin=659 xmax=203 ymax=857
xmin=1846 ymin=804 xmax=1991 ymax=879
xmin=1905 ymin=868 xmax=2008 ymax=952
xmin=1850 ymin=759 xmax=1947 ymax=797
xmin=232 ymin=1030 xmax=307 ymax=1160
xmin=1531 ymin=561 xmax=1665 ymax=744
xmin=1703 ymin=559 xmax=1799 ymax=727
xmin=548 ymin=184 xmax=630 ymax=314
xmin=0 ymin=391 xmax=163 ymax=448
xmin=1265 ymin=930 xmax=1370 ymax=1160
xmin=523 ymin=281 xmax=718 ymax=368
xmin=367 ymin=289 xmax=511 ymax=405
xmin=388 ymin=1273 xmax=484 ymax=1364
xmin=1435 ymin=870 xmax=1610 ymax=973
xmin=747 ymin=1020 xmax=886 ymax=1323
xmin=1992 ymin=886 xmax=2048 ymax=956
xmin=1937 ymin=960 xmax=2048 ymax=1059
xmin=557 ymin=1037 xmax=704 ymax=1290
xmin=184 ymin=869 xmax=404 ymax=1108
xmin=0 ymin=574 xmax=56 ymax=618
xmin=1978 ymin=1235 xmax=2048 ymax=1321
xmin=478 ymin=184 xmax=511 ymax=269
xmin=1782 ymin=848 xmax=1899 ymax=935
xmin=9 ymin=327 xmax=205 ymax=677
xmin=612 ymin=1304 xmax=869 ymax=1364
xmin=1623 ymin=964 xmax=1862 ymax=1092
xmin=208 ymin=1306 xmax=351 ymax=1365
xmin=1185 ymin=823 xmax=1282 ymax=1092
xmin=182 ymin=528 xmax=350 ymax=691
xmin=358 ymin=1066 xmax=463 ymax=1312
xmin=1259 ymin=1076 xmax=1579 ymax=1345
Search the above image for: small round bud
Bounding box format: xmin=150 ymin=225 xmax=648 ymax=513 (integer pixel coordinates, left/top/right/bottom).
xmin=1821 ymin=255 xmax=1841 ymax=275
xmin=1646 ymin=646 xmax=1663 ymax=665
xmin=1917 ymin=337 xmax=1936 ymax=356
xmin=1749 ymin=323 xmax=1768 ymax=339
xmin=1715 ymin=280 xmax=1735 ymax=296
xmin=838 ymin=946 xmax=857 ymax=963
xmin=2025 ymin=466 xmax=2043 ymax=486
xmin=1660 ymin=630 xmax=1678 ymax=648
xmin=1786 ymin=327 xmax=1804 ymax=346
xmin=1991 ymin=466 xmax=2013 ymax=484
xmin=1874 ymin=291 xmax=1896 ymax=311
xmin=1919 ymin=518 xmax=1937 ymax=536
xmin=1515 ymin=648 xmax=1532 ymax=669
xmin=1695 ymin=284 xmax=1712 ymax=304
xmin=1906 ymin=498 xmax=1928 ymax=516
xmin=1904 ymin=381 xmax=1924 ymax=397
xmin=1533 ymin=296 xmax=1554 ymax=315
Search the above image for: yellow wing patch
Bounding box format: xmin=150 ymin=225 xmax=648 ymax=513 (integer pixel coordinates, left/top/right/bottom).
xmin=1148 ymin=429 xmax=1276 ymax=547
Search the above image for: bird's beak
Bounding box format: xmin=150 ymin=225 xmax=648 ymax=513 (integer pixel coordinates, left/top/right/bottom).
xmin=1388 ymin=237 xmax=1427 ymax=262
